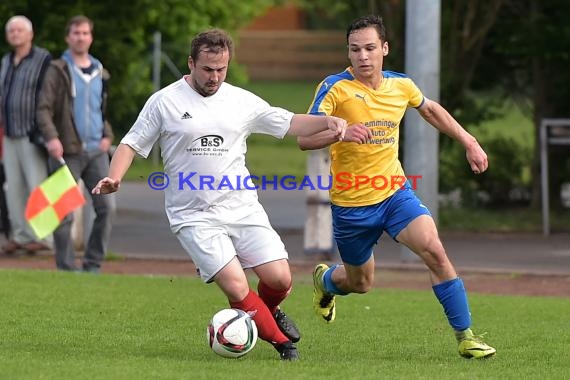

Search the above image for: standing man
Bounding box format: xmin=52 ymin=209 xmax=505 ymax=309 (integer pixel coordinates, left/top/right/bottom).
xmin=299 ymin=15 xmax=496 ymax=359
xmin=37 ymin=15 xmax=114 ymax=273
xmin=0 ymin=15 xmax=51 ymax=255
xmin=92 ymin=28 xmax=349 ymax=360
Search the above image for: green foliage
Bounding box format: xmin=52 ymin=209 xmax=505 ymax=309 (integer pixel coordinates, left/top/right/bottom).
xmin=0 ymin=0 xmax=279 ymax=138
xmin=1 ymin=269 xmax=569 ymax=379
xmin=298 ymin=0 xmax=405 ymax=71
xmin=242 ymin=80 xmax=318 ymax=113
xmin=477 ymin=135 xmax=530 ymax=203
xmin=440 ymin=206 xmax=569 ymax=232
xmin=482 ymin=0 xmax=570 ymax=117
xmin=440 ymin=97 xmax=534 ymax=207
xmin=440 ymin=133 xmax=531 ymax=207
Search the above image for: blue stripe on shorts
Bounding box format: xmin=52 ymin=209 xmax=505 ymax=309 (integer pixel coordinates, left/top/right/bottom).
xmin=331 ymin=181 xmax=431 ymax=266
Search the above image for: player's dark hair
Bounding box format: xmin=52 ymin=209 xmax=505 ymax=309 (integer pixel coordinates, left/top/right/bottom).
xmin=190 ymin=28 xmax=234 ymax=62
xmin=346 ymin=15 xmax=387 ymax=43
xmin=65 ymin=15 xmax=93 ymax=36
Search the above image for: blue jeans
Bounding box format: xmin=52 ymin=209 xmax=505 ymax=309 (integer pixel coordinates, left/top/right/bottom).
xmin=50 ymin=150 xmax=115 ymax=271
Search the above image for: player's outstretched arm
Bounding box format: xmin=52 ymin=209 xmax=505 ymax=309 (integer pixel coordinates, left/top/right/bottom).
xmin=297 ymin=122 xmax=371 ymax=150
xmin=418 ymin=98 xmax=488 ymax=174
xmin=287 ymin=114 xmax=347 ymax=140
xmin=92 ymin=143 xmax=136 ymax=194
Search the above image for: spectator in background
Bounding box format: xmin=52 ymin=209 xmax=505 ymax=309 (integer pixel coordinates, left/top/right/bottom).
xmin=37 ymin=15 xmax=114 ymax=273
xmin=0 ymin=123 xmax=10 ymax=239
xmin=0 ymin=15 xmax=51 ymax=255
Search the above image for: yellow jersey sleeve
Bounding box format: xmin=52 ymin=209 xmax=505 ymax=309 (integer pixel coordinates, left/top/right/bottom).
xmin=405 ymin=77 xmax=425 ymax=108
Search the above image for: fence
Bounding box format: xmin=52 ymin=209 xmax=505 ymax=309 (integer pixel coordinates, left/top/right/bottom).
xmin=235 ymin=30 xmax=348 ymax=80
xmin=540 ymin=119 xmax=570 ymax=235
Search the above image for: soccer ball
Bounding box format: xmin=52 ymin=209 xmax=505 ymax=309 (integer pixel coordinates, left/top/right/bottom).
xmin=207 ymin=308 xmax=258 ymax=358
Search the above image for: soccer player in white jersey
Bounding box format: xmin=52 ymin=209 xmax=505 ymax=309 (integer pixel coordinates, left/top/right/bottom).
xmin=92 ymin=28 xmax=353 ymax=360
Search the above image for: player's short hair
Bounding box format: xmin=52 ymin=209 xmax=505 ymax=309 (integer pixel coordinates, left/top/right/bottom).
xmin=5 ymin=15 xmax=33 ymax=33
xmin=65 ymin=15 xmax=94 ymax=36
xmin=346 ymin=15 xmax=387 ymax=43
xmin=190 ymin=28 xmax=233 ymax=62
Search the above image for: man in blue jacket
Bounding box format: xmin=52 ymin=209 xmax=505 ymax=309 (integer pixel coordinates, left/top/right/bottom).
xmin=37 ymin=15 xmax=114 ymax=273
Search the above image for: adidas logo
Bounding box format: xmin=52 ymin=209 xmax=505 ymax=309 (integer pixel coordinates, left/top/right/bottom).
xmin=181 ymin=112 xmax=192 ymax=119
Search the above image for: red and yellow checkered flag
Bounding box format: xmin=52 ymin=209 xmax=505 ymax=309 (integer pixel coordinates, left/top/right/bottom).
xmin=25 ymin=164 xmax=85 ymax=239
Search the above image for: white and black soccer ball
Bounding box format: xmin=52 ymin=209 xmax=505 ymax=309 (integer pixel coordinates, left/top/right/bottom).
xmin=207 ymin=308 xmax=258 ymax=358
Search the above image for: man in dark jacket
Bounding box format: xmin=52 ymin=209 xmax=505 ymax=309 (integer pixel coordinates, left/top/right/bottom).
xmin=0 ymin=15 xmax=51 ymax=255
xmin=37 ymin=15 xmax=114 ymax=272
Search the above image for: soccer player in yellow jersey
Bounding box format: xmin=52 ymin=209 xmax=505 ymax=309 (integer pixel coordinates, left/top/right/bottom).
xmin=298 ymin=15 xmax=496 ymax=359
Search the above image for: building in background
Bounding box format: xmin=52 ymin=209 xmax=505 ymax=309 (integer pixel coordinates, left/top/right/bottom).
xmin=236 ymin=5 xmax=347 ymax=81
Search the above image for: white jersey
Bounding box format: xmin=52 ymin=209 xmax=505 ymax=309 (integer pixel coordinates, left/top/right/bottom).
xmin=121 ymin=77 xmax=294 ymax=232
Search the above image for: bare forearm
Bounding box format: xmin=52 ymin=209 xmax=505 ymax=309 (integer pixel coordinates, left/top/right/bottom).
xmin=108 ymin=143 xmax=136 ymax=181
xmin=419 ymin=99 xmax=488 ymax=173
xmin=287 ymin=114 xmax=332 ymax=137
xmin=297 ymin=130 xmax=338 ymax=150
xmin=420 ymin=100 xmax=477 ymax=148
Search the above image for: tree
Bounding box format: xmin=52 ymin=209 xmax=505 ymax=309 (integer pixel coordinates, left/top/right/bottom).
xmin=298 ymin=0 xmax=406 ymax=72
xmin=0 ymin=0 xmax=278 ymax=136
xmin=441 ymin=0 xmax=506 ymax=122
xmin=481 ymin=0 xmax=570 ymax=207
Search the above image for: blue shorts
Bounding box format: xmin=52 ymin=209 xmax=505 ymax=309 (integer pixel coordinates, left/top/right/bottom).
xmin=331 ymin=182 xmax=431 ymax=266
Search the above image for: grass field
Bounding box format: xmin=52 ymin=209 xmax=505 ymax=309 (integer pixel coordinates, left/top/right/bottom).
xmin=1 ymin=269 xmax=569 ymax=379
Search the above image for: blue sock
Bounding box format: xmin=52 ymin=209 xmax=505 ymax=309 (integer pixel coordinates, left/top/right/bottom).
xmin=432 ymin=277 xmax=471 ymax=331
xmin=323 ymin=264 xmax=348 ymax=295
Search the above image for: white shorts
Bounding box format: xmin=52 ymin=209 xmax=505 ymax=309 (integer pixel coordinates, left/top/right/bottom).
xmin=175 ymin=209 xmax=288 ymax=282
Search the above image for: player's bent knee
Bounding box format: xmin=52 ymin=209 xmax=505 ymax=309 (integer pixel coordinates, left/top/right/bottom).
xmin=258 ymin=273 xmax=292 ymax=291
xmin=418 ymin=236 xmax=446 ymax=261
xmin=422 ymin=247 xmax=455 ymax=277
xmin=271 ymin=277 xmax=292 ymax=291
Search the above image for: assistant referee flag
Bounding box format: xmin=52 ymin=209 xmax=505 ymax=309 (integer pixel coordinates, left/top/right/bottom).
xmin=25 ymin=165 xmax=85 ymax=239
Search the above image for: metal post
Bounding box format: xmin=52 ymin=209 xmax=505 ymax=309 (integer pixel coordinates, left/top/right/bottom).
xmin=402 ymin=0 xmax=441 ymax=261
xmin=304 ymin=149 xmax=335 ymax=259
xmin=151 ymin=31 xmax=161 ymax=166
xmin=540 ymin=120 xmax=549 ymax=235
xmin=539 ymin=118 xmax=570 ymax=235
xmin=153 ymin=31 xmax=162 ymax=91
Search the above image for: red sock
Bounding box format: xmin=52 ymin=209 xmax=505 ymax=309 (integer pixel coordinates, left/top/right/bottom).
xmin=230 ymin=289 xmax=289 ymax=345
xmin=258 ymin=281 xmax=291 ymax=314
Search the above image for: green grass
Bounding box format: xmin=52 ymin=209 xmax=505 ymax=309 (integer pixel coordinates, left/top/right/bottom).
xmin=241 ymin=81 xmax=318 ymax=114
xmin=123 ymin=156 xmax=163 ymax=182
xmin=235 ymin=80 xmax=319 ymax=179
xmin=1 ymin=269 xmax=569 ymax=379
xmin=440 ymin=206 xmax=570 ymax=233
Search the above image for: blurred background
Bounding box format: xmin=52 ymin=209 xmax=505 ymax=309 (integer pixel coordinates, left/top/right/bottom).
xmin=2 ymin=0 xmax=569 ymax=233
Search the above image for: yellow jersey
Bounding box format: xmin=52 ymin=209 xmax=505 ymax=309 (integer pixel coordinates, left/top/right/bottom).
xmin=308 ymin=67 xmax=424 ymax=207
